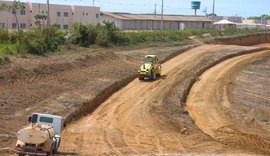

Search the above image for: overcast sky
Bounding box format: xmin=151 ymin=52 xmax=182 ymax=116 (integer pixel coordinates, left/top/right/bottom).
xmin=4 ymin=0 xmax=269 ymax=18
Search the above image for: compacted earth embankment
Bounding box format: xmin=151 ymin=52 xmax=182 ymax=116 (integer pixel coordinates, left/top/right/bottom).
xmin=0 ymin=43 xmax=196 ymax=152
xmin=187 ymin=50 xmax=270 ymax=154
xmin=60 ymin=45 xmax=268 ymax=155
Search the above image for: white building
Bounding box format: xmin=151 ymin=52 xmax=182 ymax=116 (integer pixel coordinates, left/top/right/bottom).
xmin=211 ymin=16 xmax=244 ymax=23
xmin=100 ymin=12 xmax=212 ymax=30
xmin=0 ymin=1 xmax=100 ymax=30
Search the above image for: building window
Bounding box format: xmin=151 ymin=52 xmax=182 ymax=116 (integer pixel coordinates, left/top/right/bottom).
xmin=57 ymin=12 xmax=61 ymax=17
xmin=42 ymin=11 xmax=44 ymax=14
xmin=12 ymin=23 xmax=17 ymax=29
xmin=83 ymin=13 xmax=85 ymax=16
xmin=96 ymin=14 xmax=99 ymax=18
xmin=20 ymin=23 xmax=26 ymax=29
xmin=64 ymin=12 xmax=68 ymax=17
xmin=72 ymin=12 xmax=74 ymax=15
xmin=30 ymin=23 xmax=32 ymax=27
xmin=20 ymin=9 xmax=26 ymax=15
xmin=30 ymin=10 xmax=32 ymax=13
xmin=0 ymin=23 xmax=5 ymax=29
xmin=63 ymin=25 xmax=69 ymax=29
xmin=56 ymin=24 xmax=61 ymax=29
xmin=12 ymin=9 xmax=16 ymax=15
xmin=86 ymin=13 xmax=88 ymax=16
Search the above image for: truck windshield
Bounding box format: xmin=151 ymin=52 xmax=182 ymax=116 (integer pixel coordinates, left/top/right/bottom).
xmin=40 ymin=117 xmax=53 ymax=124
xmin=144 ymin=57 xmax=154 ymax=63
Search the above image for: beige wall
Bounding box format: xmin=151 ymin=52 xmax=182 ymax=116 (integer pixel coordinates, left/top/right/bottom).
xmin=0 ymin=1 xmax=100 ymax=30
xmin=0 ymin=1 xmax=31 ymax=30
xmin=100 ymin=14 xmax=211 ymax=30
xmin=72 ymin=6 xmax=100 ymax=26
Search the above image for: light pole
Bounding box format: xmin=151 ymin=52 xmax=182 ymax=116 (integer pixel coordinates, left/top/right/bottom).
xmin=47 ymin=0 xmax=51 ymax=34
xmin=93 ymin=0 xmax=95 ymax=6
xmin=154 ymin=3 xmax=157 ymax=19
xmin=161 ymin=0 xmax=164 ymax=30
xmin=212 ymin=0 xmax=215 ymax=24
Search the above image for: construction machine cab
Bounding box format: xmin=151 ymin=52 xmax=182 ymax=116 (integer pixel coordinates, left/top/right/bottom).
xmin=144 ymin=55 xmax=158 ymax=64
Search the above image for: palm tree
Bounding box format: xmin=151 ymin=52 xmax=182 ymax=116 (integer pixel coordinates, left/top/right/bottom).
xmin=34 ymin=14 xmax=47 ymax=30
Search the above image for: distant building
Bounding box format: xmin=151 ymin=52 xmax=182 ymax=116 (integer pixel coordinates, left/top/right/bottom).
xmin=210 ymin=16 xmax=244 ymax=23
xmin=0 ymin=1 xmax=100 ymax=30
xmin=242 ymin=19 xmax=270 ymax=25
xmin=100 ymin=12 xmax=212 ymax=30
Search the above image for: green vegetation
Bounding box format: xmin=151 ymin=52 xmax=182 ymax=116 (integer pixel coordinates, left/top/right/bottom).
xmin=248 ymin=14 xmax=270 ymax=20
xmin=0 ymin=21 xmax=264 ymax=64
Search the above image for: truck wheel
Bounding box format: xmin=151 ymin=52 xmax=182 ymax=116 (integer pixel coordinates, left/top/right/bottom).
xmin=47 ymin=143 xmax=54 ymax=156
xmin=138 ymin=77 xmax=144 ymax=80
xmin=156 ymin=73 xmax=161 ymax=77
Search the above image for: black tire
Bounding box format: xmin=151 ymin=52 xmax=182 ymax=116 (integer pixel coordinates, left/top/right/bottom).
xmin=156 ymin=73 xmax=161 ymax=77
xmin=151 ymin=70 xmax=156 ymax=80
xmin=138 ymin=77 xmax=144 ymax=80
xmin=47 ymin=143 xmax=53 ymax=156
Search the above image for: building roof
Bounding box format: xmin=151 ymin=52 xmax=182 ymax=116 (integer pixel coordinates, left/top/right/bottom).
xmin=214 ymin=19 xmax=236 ymax=25
xmin=101 ymin=12 xmax=212 ymax=22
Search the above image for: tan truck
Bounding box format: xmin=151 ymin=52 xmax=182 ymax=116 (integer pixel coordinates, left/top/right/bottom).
xmin=15 ymin=113 xmax=65 ymax=156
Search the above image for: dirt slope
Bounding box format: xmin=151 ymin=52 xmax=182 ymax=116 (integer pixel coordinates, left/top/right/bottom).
xmin=60 ymin=45 xmax=263 ymax=155
xmin=0 ymin=44 xmax=196 ymax=151
xmin=187 ymin=51 xmax=270 ymax=154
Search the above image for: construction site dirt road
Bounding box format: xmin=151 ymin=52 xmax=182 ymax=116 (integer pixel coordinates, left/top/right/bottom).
xmin=0 ymin=36 xmax=270 ymax=155
xmin=60 ymin=44 xmax=270 ymax=155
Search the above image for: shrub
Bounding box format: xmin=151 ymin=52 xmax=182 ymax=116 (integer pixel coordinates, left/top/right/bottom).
xmin=96 ymin=29 xmax=110 ymax=46
xmin=0 ymin=29 xmax=9 ymax=43
xmin=71 ymin=23 xmax=97 ymax=47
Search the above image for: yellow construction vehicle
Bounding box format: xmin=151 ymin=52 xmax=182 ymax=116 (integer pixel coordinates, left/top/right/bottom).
xmin=137 ymin=55 xmax=161 ymax=80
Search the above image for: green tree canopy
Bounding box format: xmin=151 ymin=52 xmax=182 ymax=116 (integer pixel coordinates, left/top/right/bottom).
xmin=248 ymin=14 xmax=270 ymax=20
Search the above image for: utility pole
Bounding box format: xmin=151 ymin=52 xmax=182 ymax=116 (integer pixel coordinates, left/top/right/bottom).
xmin=154 ymin=3 xmax=157 ymax=19
xmin=161 ymin=0 xmax=164 ymax=30
xmin=202 ymin=7 xmax=207 ymax=16
xmin=47 ymin=0 xmax=51 ymax=34
xmin=212 ymin=0 xmax=215 ymax=27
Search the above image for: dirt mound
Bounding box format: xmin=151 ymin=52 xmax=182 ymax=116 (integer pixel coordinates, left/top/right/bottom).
xmin=187 ymin=51 xmax=270 ymax=154
xmin=207 ymin=32 xmax=270 ymax=46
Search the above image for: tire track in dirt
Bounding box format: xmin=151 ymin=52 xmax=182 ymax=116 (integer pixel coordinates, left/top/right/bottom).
xmin=60 ymin=45 xmax=264 ymax=155
xmin=187 ymin=50 xmax=270 ymax=154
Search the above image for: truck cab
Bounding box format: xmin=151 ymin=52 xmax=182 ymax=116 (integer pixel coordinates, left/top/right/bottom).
xmin=29 ymin=113 xmax=64 ymax=136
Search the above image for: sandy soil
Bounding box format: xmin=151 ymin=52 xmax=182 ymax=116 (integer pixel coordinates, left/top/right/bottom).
xmin=0 ymin=44 xmax=196 ymax=151
xmin=0 ymin=41 xmax=269 ymax=155
xmin=60 ymin=45 xmax=265 ymax=155
xmin=187 ymin=50 xmax=270 ymax=154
